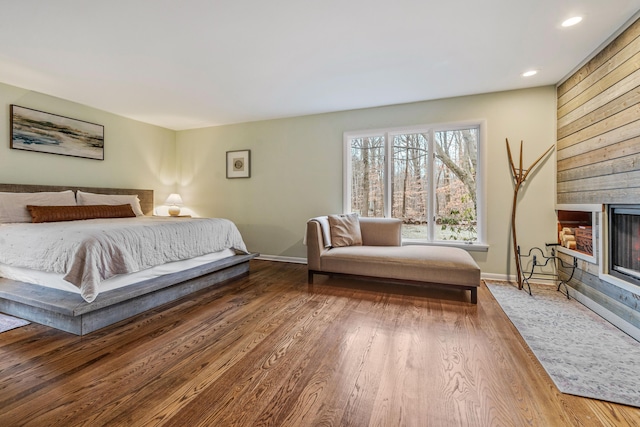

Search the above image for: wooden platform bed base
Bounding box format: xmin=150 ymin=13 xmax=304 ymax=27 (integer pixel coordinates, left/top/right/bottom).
xmin=308 ymin=270 xmax=478 ymax=304
xmin=0 ymin=253 xmax=258 ymax=335
xmin=0 ymin=183 xmax=258 ymax=335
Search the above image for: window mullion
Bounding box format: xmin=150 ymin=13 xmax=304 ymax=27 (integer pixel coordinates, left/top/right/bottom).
xmin=384 ymin=132 xmax=392 ymax=219
xmin=427 ymin=129 xmax=435 ymax=242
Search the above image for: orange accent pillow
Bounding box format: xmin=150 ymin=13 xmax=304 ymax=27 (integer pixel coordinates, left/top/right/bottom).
xmin=27 ymin=204 xmax=136 ymax=223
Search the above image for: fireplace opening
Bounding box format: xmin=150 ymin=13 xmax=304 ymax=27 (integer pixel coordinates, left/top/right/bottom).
xmin=609 ymin=205 xmax=640 ymax=287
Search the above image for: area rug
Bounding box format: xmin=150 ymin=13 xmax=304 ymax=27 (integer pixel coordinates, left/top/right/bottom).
xmin=486 ymin=281 xmax=640 ymax=408
xmin=0 ymin=312 xmax=29 ymax=333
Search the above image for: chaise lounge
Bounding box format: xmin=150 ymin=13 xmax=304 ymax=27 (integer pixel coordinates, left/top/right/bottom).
xmin=306 ymin=215 xmax=481 ymax=303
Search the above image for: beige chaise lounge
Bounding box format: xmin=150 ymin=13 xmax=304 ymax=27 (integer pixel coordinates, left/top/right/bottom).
xmin=306 ymin=216 xmax=481 ymax=303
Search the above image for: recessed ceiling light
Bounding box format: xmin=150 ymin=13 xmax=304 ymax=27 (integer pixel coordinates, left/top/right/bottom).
xmin=562 ymin=16 xmax=583 ymax=27
xmin=522 ymin=70 xmax=538 ymax=77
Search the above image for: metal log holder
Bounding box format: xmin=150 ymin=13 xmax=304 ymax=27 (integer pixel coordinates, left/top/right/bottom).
xmin=517 ymin=243 xmax=577 ymax=299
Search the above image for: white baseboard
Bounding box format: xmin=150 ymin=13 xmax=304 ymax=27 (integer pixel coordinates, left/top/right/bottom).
xmin=481 ymin=272 xmax=558 ymax=285
xmin=255 ymin=254 xmax=307 ymax=264
xmin=481 ymin=272 xmax=513 ymax=282
xmin=253 ymin=266 xmax=557 ymax=284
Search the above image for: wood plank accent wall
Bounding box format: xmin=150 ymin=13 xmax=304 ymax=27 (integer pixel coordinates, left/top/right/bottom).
xmin=557 ymin=17 xmax=640 ymax=205
xmin=556 ymin=17 xmax=640 ymax=335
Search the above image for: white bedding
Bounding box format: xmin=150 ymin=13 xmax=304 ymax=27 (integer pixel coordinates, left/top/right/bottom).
xmin=0 ymin=217 xmax=248 ymax=302
xmin=0 ymin=248 xmax=236 ymax=295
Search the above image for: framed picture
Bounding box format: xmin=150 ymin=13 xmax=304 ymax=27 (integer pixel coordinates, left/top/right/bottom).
xmin=10 ymin=105 xmax=104 ymax=160
xmin=226 ymin=150 xmax=251 ymax=178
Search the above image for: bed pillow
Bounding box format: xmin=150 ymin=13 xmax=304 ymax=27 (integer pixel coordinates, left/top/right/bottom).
xmin=0 ymin=190 xmax=76 ymax=223
xmin=76 ymin=190 xmax=144 ymax=216
xmin=27 ymin=204 xmax=136 ymax=223
xmin=328 ymin=213 xmax=363 ymax=247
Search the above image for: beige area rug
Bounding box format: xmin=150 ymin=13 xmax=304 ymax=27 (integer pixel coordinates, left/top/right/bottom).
xmin=486 ymin=281 xmax=640 ymax=408
xmin=0 ymin=312 xmax=30 ymax=333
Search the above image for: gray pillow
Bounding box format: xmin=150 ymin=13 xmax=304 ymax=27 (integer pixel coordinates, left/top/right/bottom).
xmin=328 ymin=213 xmax=363 ymax=247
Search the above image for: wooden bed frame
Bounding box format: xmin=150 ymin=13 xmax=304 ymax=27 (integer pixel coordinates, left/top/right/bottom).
xmin=0 ymin=183 xmax=258 ymax=335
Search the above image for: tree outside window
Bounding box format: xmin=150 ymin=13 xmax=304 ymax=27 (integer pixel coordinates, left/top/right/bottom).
xmin=346 ymin=124 xmax=480 ymax=243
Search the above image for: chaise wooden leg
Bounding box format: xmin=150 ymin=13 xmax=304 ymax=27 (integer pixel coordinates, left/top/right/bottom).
xmin=470 ymin=288 xmax=477 ymax=304
xmin=308 ymin=271 xmax=314 ymax=284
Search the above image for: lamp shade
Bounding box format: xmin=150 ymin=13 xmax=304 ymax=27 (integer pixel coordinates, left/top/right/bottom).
xmin=165 ymin=193 xmax=183 ymax=216
xmin=165 ymin=193 xmax=183 ymax=206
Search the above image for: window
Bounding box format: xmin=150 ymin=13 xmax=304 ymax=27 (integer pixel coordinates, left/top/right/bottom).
xmin=344 ymin=122 xmax=485 ymax=247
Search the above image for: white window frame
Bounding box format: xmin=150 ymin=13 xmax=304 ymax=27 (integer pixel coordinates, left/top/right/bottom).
xmin=343 ymin=120 xmax=488 ymax=251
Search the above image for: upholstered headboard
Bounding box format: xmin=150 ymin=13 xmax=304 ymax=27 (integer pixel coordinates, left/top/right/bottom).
xmin=0 ymin=183 xmax=154 ymax=216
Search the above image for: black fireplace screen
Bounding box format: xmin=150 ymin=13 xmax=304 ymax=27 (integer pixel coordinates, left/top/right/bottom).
xmin=610 ymin=206 xmax=640 ymax=285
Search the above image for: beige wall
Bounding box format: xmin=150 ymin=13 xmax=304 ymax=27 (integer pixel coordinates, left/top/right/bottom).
xmin=176 ymin=86 xmax=558 ymax=277
xmin=0 ymin=82 xmax=177 ymax=206
xmin=0 ymin=80 xmax=557 ymax=277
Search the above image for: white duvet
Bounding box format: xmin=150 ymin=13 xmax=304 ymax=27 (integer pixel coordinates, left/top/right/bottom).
xmin=0 ymin=217 xmax=248 ymax=302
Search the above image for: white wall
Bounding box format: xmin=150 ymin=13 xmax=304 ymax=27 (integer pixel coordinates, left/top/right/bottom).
xmin=0 ymin=82 xmax=177 ymax=206
xmin=176 ymin=86 xmax=558 ymax=277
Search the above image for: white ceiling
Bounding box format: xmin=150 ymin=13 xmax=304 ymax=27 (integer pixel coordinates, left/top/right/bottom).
xmin=1 ymin=1 xmax=639 ymax=131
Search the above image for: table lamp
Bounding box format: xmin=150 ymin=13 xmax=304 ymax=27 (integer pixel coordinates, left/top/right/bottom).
xmin=165 ymin=193 xmax=183 ymax=216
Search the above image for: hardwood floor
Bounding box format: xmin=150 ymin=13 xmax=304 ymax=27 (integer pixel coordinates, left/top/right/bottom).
xmin=1 ymin=260 xmax=639 ymax=426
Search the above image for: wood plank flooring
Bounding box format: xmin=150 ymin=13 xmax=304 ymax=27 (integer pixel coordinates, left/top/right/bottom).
xmin=1 ymin=260 xmax=639 ymax=426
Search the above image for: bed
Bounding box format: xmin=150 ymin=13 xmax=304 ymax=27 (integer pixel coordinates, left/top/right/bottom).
xmin=0 ymin=183 xmax=258 ymax=335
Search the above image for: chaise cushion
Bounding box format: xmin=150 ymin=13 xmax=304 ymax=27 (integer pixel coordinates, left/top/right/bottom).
xmin=321 ymin=245 xmax=480 ymax=288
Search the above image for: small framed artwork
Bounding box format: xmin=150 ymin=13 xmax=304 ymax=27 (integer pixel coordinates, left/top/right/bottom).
xmin=226 ymin=150 xmax=251 ymax=178
xmin=10 ymin=105 xmax=104 ymax=160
